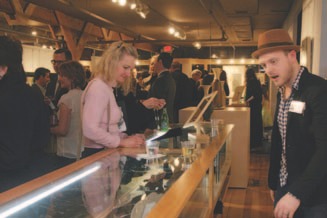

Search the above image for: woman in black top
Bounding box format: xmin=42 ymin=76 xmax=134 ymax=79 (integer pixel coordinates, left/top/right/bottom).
xmin=245 ymin=68 xmax=263 ymax=150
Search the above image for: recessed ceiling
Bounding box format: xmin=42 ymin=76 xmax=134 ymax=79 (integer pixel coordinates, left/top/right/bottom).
xmin=0 ymin=0 xmax=296 ymax=58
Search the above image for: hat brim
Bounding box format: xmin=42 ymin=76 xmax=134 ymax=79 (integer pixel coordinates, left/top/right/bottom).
xmin=251 ymin=45 xmax=301 ymax=58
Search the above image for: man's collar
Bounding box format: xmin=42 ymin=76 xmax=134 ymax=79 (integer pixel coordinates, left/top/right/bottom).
xmin=278 ymin=66 xmax=304 ymax=94
xmin=158 ymin=69 xmax=169 ymax=76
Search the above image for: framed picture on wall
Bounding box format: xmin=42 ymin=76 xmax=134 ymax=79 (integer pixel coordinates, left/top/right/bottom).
xmin=192 ymin=64 xmax=204 ymax=71
xmin=301 ymin=37 xmax=313 ymax=72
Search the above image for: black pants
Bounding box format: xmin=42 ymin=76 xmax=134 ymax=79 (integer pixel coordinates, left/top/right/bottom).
xmin=82 ymin=147 xmax=104 ymax=158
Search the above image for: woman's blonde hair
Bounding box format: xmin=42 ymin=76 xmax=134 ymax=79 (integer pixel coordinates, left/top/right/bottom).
xmin=93 ymin=41 xmax=138 ymax=94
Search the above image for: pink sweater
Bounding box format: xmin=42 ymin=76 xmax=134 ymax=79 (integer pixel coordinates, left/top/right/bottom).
xmin=82 ymin=78 xmax=126 ymax=149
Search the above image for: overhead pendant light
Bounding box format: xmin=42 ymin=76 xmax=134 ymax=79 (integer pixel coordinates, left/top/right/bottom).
xmin=136 ymin=4 xmax=149 ymax=18
xmin=168 ymin=25 xmax=186 ymax=40
xmin=194 ymin=24 xmax=201 ymax=49
xmin=174 ymin=31 xmax=180 ymax=38
xmin=168 ymin=27 xmax=175 ymax=35
xmin=193 ymin=42 xmax=201 ymax=49
xmin=118 ymin=0 xmax=126 ymax=6
xmin=130 ymin=2 xmax=136 ymax=9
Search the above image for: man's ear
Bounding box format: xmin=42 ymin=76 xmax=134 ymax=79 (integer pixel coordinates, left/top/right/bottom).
xmin=288 ymin=50 xmax=297 ymax=60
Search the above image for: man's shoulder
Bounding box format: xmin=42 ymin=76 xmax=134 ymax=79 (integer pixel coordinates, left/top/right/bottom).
xmin=31 ymin=83 xmax=39 ymax=90
xmin=11 ymin=83 xmax=41 ymax=104
xmin=157 ymin=71 xmax=172 ymax=81
xmin=300 ymin=70 xmax=327 ymax=89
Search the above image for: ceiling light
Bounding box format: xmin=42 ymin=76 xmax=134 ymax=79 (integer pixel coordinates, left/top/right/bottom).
xmin=135 ymin=2 xmax=149 ymax=19
xmin=179 ymin=34 xmax=186 ymax=40
xmin=118 ymin=0 xmax=126 ymax=6
xmin=168 ymin=25 xmax=186 ymax=40
xmin=212 ymin=54 xmax=217 ymax=58
xmin=31 ymin=31 xmax=37 ymax=36
xmin=138 ymin=11 xmax=146 ymax=19
xmin=112 ymin=0 xmax=117 ymax=3
xmin=168 ymin=27 xmax=175 ymax=35
xmin=193 ymin=42 xmax=201 ymax=49
xmin=130 ymin=3 xmax=136 ymax=9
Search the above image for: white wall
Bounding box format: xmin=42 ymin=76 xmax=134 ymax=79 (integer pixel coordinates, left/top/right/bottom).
xmin=22 ymin=45 xmax=54 ymax=73
xmin=319 ymin=0 xmax=327 ymax=79
xmin=298 ymin=0 xmax=327 ymax=78
xmin=222 ymin=65 xmax=246 ymax=97
xmin=22 ymin=45 xmax=91 ymax=85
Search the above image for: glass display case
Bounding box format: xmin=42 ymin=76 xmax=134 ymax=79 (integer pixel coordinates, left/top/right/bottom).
xmin=0 ymin=123 xmax=233 ymax=218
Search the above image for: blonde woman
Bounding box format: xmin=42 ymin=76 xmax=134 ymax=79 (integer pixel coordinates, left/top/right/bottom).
xmin=82 ymin=41 xmax=144 ymax=157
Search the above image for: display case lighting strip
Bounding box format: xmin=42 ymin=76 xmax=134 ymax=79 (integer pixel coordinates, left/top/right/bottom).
xmin=0 ymin=162 xmax=101 ymax=218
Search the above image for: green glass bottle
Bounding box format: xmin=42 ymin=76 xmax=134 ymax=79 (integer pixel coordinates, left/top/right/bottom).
xmin=160 ymin=107 xmax=169 ymax=131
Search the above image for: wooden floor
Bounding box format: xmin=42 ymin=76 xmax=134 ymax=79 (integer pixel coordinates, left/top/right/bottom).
xmin=220 ymin=152 xmax=274 ymax=218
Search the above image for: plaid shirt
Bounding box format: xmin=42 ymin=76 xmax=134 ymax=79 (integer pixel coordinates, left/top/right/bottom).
xmin=277 ymin=66 xmax=304 ymax=187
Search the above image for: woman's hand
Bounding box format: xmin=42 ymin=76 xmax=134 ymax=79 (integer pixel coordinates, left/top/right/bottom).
xmin=141 ymin=98 xmax=166 ymax=109
xmin=120 ymin=134 xmax=145 ymax=148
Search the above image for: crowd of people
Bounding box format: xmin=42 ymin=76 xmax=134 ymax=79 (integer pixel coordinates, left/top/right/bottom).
xmin=0 ymin=34 xmax=271 ymax=192
xmin=2 ymin=27 xmax=327 ymax=217
xmin=0 ymin=36 xmax=205 ymax=192
xmin=0 ymin=34 xmax=249 ymax=192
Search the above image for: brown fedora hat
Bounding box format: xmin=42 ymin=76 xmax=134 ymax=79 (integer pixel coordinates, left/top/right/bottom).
xmin=252 ymin=29 xmax=300 ymax=58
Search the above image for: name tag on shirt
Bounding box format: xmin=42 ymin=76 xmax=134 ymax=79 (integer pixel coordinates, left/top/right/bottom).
xmin=289 ymin=100 xmax=306 ymax=114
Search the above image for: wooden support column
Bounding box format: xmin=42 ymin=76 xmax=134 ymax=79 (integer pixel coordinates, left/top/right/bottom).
xmin=23 ymin=3 xmax=37 ymax=17
xmin=55 ymin=11 xmax=94 ymax=60
xmin=3 ymin=0 xmax=43 ymax=26
xmin=48 ymin=25 xmax=60 ymax=49
xmin=100 ymin=28 xmax=111 ymax=41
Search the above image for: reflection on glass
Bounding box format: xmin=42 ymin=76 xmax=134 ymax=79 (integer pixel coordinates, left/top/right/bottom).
xmin=0 ymin=163 xmax=101 ymax=218
xmin=82 ymin=151 xmax=122 ymax=217
xmin=0 ymin=122 xmax=227 ymax=218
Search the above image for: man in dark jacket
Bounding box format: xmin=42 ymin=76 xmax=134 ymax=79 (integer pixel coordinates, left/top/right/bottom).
xmin=253 ymin=29 xmax=327 ymax=218
xmin=0 ymin=36 xmax=53 ymax=192
xmin=45 ymin=48 xmax=72 ymax=106
xmin=31 ymin=67 xmax=50 ymax=98
xmin=170 ymin=61 xmax=193 ymax=123
xmin=148 ymin=53 xmax=176 ymax=123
